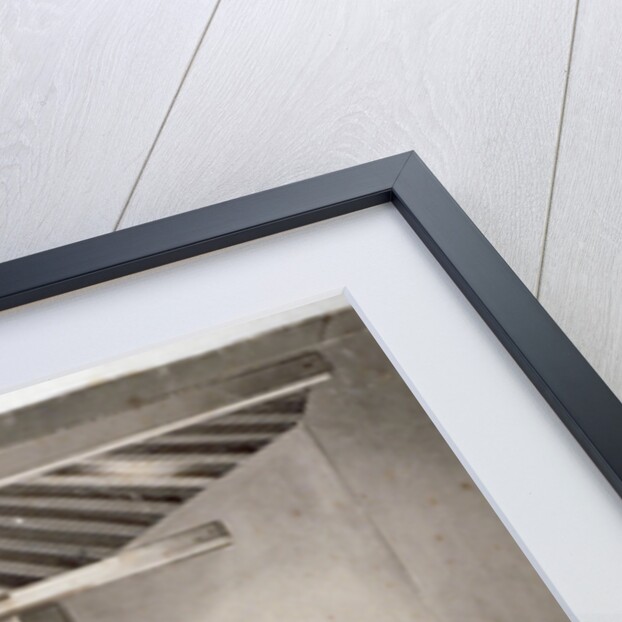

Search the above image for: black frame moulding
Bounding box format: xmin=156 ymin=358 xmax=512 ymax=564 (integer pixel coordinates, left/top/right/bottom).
xmin=1 ymin=151 xmax=621 ymax=498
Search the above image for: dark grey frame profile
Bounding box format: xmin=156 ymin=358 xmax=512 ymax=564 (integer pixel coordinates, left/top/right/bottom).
xmin=1 ymin=151 xmax=621 ymax=498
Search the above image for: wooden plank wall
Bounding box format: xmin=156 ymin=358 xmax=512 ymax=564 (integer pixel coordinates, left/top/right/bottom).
xmin=0 ymin=0 xmax=219 ymax=260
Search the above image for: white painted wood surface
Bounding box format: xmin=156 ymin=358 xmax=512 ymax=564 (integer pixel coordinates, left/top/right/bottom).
xmin=118 ymin=0 xmax=575 ymax=289
xmin=539 ymin=0 xmax=622 ymax=399
xmin=0 ymin=0 xmax=218 ymax=262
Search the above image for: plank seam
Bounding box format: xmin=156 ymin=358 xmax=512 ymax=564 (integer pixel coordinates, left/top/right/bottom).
xmin=535 ymin=0 xmax=581 ymax=298
xmin=112 ymin=0 xmax=225 ymax=232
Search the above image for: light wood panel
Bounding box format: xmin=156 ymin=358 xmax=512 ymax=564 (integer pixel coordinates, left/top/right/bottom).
xmin=0 ymin=0 xmax=218 ymax=261
xmin=539 ymin=0 xmax=622 ymax=399
xmin=120 ymin=0 xmax=576 ymax=289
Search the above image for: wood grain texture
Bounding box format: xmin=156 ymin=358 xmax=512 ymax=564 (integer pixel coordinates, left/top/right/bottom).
xmin=119 ymin=0 xmax=576 ymax=290
xmin=539 ymin=0 xmax=622 ymax=400
xmin=0 ymin=0 xmax=218 ymax=262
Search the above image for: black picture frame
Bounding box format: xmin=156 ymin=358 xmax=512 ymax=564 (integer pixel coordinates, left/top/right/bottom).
xmin=1 ymin=151 xmax=621 ymax=499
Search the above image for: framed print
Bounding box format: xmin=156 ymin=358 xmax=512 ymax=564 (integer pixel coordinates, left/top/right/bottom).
xmin=0 ymin=152 xmax=620 ymax=621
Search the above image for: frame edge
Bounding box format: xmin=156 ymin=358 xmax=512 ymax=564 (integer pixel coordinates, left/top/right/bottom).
xmin=0 ymin=153 xmax=411 ymax=311
xmin=393 ymin=151 xmax=622 ymax=498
